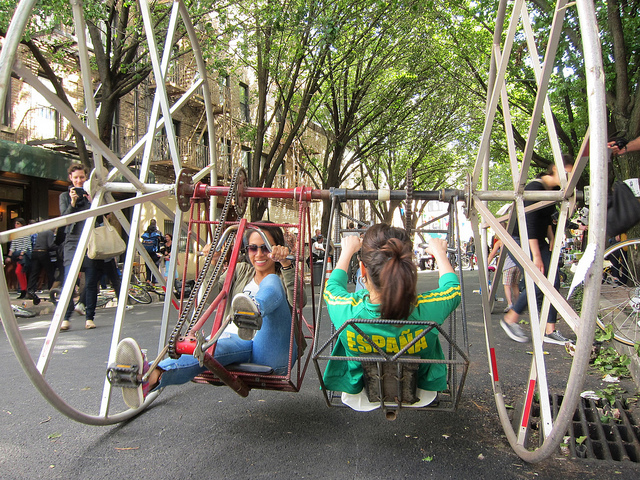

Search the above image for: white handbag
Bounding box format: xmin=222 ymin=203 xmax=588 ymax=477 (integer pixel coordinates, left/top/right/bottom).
xmin=87 ymin=218 xmax=127 ymax=260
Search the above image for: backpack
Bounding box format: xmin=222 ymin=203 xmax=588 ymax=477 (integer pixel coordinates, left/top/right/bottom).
xmin=141 ymin=231 xmax=161 ymax=253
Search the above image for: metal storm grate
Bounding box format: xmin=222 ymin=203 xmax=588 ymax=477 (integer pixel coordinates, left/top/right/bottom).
xmin=530 ymin=394 xmax=640 ymax=462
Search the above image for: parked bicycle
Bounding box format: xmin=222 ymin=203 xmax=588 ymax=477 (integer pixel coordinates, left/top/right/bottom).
xmin=597 ymin=238 xmax=640 ymax=346
xmin=49 ymin=282 xmax=151 ymax=306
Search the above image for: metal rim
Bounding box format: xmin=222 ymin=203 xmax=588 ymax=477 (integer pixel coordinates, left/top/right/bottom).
xmin=472 ymin=0 xmax=607 ymax=462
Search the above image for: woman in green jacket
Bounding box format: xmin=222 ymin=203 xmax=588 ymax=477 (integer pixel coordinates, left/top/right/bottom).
xmin=323 ymin=224 xmax=460 ymax=408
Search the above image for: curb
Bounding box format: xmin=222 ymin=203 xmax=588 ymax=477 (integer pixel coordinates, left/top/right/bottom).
xmin=613 ymin=341 xmax=640 ymax=391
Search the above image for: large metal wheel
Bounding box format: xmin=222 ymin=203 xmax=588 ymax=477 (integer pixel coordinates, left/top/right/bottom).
xmin=470 ymin=0 xmax=607 ymax=462
xmin=0 ymin=0 xmax=217 ymax=424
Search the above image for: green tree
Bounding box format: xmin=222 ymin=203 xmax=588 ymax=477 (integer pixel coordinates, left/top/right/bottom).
xmin=0 ymin=0 xmax=223 ymax=169
xmin=602 ymin=0 xmax=640 ymax=182
xmin=298 ymin=1 xmax=477 ymax=231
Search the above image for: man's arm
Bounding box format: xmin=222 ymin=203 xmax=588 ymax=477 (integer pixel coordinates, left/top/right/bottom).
xmin=609 ymin=135 xmax=640 ymax=155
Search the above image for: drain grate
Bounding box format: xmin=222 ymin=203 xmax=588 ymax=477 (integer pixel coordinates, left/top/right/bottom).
xmin=529 ymin=394 xmax=640 ymax=461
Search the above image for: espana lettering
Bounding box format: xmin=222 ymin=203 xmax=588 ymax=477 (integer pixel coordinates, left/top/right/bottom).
xmin=346 ymin=329 xmax=428 ymax=354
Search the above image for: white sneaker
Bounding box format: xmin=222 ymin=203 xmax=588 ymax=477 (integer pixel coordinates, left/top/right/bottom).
xmin=231 ymin=293 xmax=262 ymax=341
xmin=112 ymin=338 xmax=149 ymax=409
xmin=74 ymin=303 xmax=86 ymax=315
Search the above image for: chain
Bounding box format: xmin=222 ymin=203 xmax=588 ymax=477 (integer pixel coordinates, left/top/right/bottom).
xmin=168 ymin=167 xmax=244 ymax=358
xmin=405 ymin=168 xmax=414 ymax=236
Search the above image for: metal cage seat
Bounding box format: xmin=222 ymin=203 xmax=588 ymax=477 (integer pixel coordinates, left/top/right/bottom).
xmin=311 ymin=184 xmax=470 ymax=418
xmin=313 ymin=315 xmax=470 ymax=419
xmin=170 ymin=180 xmax=319 ymax=396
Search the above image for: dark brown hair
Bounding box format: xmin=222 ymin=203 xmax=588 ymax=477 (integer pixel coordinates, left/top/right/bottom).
xmin=245 ymin=221 xmax=286 ymax=273
xmin=360 ymin=223 xmax=417 ymax=320
xmin=544 ymin=153 xmax=575 ymax=175
xmin=68 ymin=164 xmax=89 ymax=176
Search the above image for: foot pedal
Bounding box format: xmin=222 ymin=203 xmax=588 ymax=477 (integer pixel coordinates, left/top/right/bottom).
xmin=106 ymin=363 xmax=141 ymax=388
xmin=233 ymin=312 xmax=263 ymax=340
xmin=231 ymin=293 xmax=263 ymax=340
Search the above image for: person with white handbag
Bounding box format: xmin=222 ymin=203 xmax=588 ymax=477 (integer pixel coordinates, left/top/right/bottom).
xmin=59 ymin=165 xmax=126 ymax=331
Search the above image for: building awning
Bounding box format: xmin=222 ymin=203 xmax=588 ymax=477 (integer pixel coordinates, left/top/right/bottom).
xmin=0 ymin=139 xmax=77 ymax=181
xmin=0 ymin=139 xmax=156 ymax=183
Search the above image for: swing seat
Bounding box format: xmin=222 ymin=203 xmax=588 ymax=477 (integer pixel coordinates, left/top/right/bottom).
xmin=227 ymin=363 xmax=273 ymax=374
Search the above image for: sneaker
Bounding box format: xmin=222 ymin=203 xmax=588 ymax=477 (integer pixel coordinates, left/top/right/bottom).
xmin=231 ymin=293 xmax=263 ymax=341
xmin=544 ymin=330 xmax=573 ymax=345
xmin=501 ymin=319 xmax=529 ymax=343
xmin=60 ymin=320 xmax=71 ymax=331
xmin=85 ymin=319 xmax=96 ymax=329
xmin=74 ymin=303 xmax=86 ymax=315
xmin=503 ymin=304 xmax=514 ymax=314
xmin=113 ymin=338 xmax=149 ymax=409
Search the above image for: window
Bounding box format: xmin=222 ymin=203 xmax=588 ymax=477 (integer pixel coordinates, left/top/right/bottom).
xmin=110 ymin=100 xmax=120 ymax=153
xmin=157 ymin=119 xmax=180 ymax=162
xmin=171 ymin=119 xmax=180 ymax=137
xmin=219 ymin=75 xmax=229 ymax=106
xmin=163 ymin=220 xmax=188 ymax=253
xmin=32 ymin=74 xmax=60 ymax=139
xmin=239 ymin=82 xmax=250 ymax=123
xmin=241 ymin=147 xmax=251 ymax=170
xmin=220 ymin=138 xmax=232 ymax=177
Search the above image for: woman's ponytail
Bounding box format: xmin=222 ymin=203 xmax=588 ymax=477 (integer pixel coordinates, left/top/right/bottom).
xmin=361 ymin=224 xmax=417 ymax=320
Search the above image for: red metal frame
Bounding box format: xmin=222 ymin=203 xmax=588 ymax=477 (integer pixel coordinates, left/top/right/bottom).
xmin=173 ymin=191 xmax=317 ymax=395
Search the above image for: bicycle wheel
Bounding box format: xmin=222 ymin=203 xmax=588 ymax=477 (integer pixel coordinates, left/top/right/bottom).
xmin=0 ymin=0 xmax=214 ymax=425
xmin=597 ymin=239 xmax=640 ymax=346
xmin=128 ymin=284 xmax=153 ymax=305
xmin=471 ymin=0 xmax=607 ymax=462
xmin=49 ymin=288 xmax=60 ymax=305
xmin=95 ymin=294 xmax=112 ymax=309
xmin=461 ymin=255 xmax=470 ymax=269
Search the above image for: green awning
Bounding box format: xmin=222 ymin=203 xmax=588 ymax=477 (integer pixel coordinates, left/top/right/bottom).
xmin=0 ymin=139 xmax=156 ymax=183
xmin=0 ymin=139 xmax=77 ymax=181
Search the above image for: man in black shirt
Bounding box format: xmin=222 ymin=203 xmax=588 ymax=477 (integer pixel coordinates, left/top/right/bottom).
xmin=501 ymin=155 xmax=574 ymax=345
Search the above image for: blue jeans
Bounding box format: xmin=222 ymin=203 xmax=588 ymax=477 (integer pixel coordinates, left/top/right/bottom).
xmin=512 ymin=240 xmax=558 ymax=325
xmin=156 ymin=274 xmax=296 ymax=388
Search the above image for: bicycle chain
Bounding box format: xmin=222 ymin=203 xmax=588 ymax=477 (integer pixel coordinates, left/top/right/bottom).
xmin=405 ymin=168 xmax=414 ymax=236
xmin=186 ymin=232 xmax=235 ymax=332
xmin=168 ymin=167 xmax=245 ymax=358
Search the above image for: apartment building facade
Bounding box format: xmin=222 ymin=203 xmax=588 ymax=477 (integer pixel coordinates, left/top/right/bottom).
xmin=0 ymin=38 xmax=327 ymax=249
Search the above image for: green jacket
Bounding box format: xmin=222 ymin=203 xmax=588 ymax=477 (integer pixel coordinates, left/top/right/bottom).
xmin=322 ymin=269 xmax=460 ymax=394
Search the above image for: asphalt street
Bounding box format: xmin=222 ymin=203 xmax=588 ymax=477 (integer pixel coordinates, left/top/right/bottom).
xmin=1 ymin=270 xmax=639 ymax=479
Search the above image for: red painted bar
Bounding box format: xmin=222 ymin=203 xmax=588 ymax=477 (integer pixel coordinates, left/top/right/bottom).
xmin=521 ymin=379 xmax=537 ymax=428
xmin=490 ymin=347 xmax=499 ymax=382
